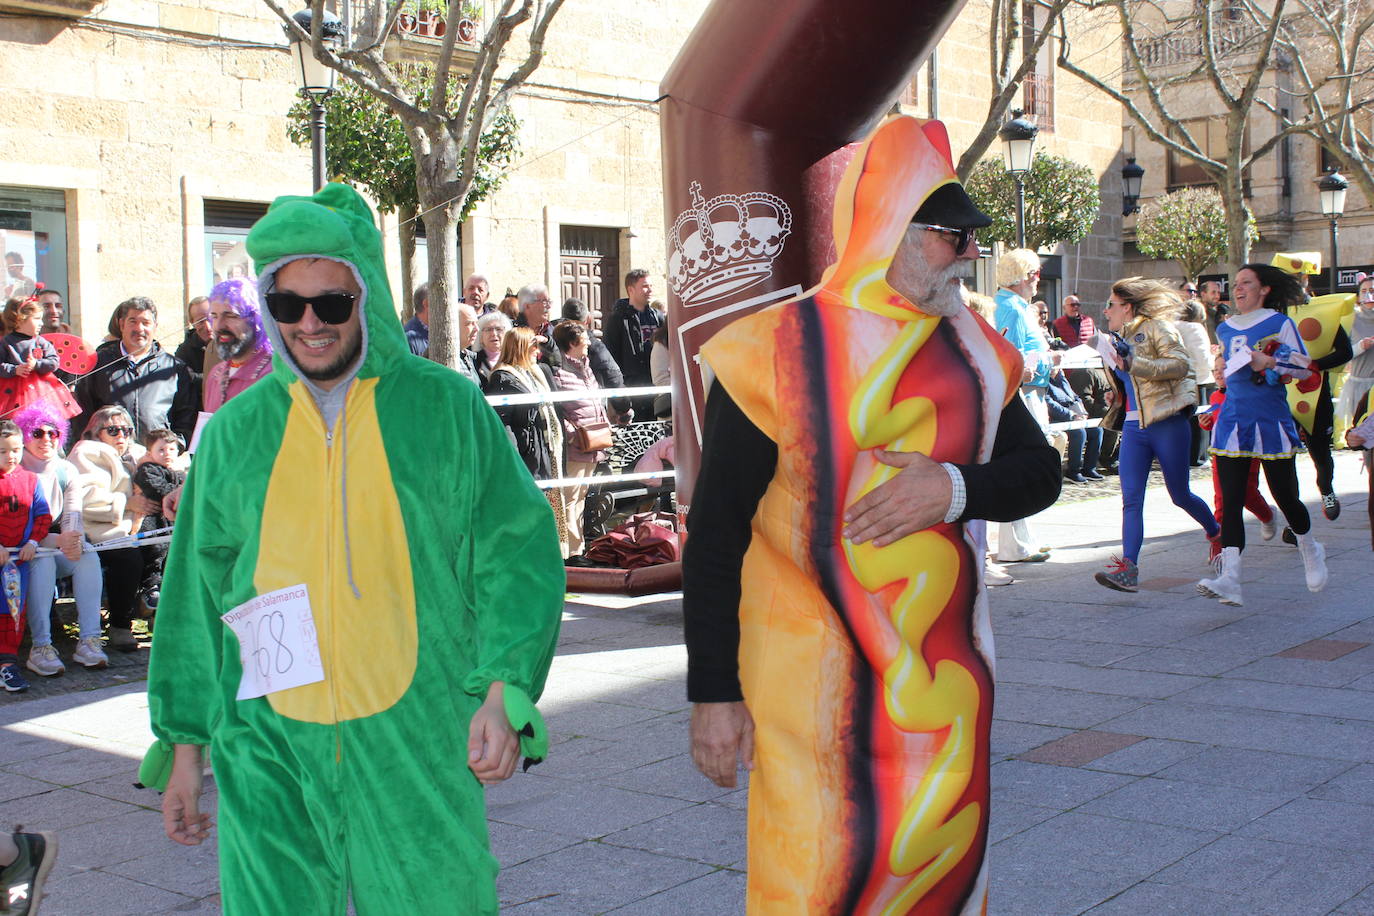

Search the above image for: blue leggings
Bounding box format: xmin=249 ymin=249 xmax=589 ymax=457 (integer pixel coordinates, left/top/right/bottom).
xmin=1119 ymin=414 xmax=1219 ymax=563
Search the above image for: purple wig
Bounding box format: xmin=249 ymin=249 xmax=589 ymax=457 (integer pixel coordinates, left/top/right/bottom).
xmin=208 ymin=277 xmax=272 ymax=356
xmin=14 ymin=402 xmax=70 ymax=451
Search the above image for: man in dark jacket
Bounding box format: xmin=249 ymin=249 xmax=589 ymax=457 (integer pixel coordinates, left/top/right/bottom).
xmin=601 ymin=269 xmax=662 ymax=417
xmin=405 ymin=284 xmax=430 ymax=357
xmin=562 ymin=298 xmax=632 ymax=421
xmin=75 ymin=297 xmax=198 ymax=443
xmin=172 ymin=296 xmax=211 ymax=406
xmin=513 ymin=284 xmax=560 ymax=369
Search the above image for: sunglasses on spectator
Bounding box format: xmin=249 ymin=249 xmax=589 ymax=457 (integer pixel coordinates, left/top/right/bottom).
xmin=911 ymin=222 xmax=977 ymax=257
xmin=101 ymin=426 xmax=134 ymax=437
xmin=30 ymin=428 xmax=60 ymax=440
xmin=264 ymin=292 xmax=357 ymax=325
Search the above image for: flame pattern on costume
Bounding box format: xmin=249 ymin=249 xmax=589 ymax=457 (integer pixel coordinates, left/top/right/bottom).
xmin=700 ymin=117 xmax=1022 ymax=914
xmin=843 ymin=316 xmax=981 ymax=915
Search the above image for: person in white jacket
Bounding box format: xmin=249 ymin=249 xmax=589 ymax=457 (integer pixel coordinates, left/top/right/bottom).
xmin=1176 ymin=298 xmax=1214 ymax=466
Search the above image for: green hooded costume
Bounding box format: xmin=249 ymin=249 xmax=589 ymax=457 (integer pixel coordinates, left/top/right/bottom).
xmin=146 ymin=183 xmax=564 ymax=914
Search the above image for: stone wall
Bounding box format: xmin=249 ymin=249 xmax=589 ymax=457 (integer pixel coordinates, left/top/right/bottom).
xmin=0 ymin=0 xmax=1130 ymax=340
xmin=0 ymin=0 xmax=311 ymax=339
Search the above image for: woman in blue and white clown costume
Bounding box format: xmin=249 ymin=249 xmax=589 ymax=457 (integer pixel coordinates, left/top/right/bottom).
xmin=1199 ymin=264 xmax=1328 ymax=606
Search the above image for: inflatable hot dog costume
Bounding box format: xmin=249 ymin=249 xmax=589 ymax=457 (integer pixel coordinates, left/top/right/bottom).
xmin=689 ymin=114 xmax=1051 ymax=914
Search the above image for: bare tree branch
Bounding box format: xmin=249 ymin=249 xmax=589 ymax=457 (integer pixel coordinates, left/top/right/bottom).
xmin=955 ymin=0 xmax=1071 ymax=177
xmin=263 ymin=0 xmax=427 ymax=122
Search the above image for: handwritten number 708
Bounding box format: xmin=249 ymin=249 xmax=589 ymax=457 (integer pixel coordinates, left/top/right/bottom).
xmin=248 ymin=611 xmax=295 ymax=677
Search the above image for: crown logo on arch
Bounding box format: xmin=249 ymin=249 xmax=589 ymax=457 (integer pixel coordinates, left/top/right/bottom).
xmin=668 ymin=181 xmax=793 ymax=306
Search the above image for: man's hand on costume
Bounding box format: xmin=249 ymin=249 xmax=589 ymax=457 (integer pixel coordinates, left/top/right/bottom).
xmin=163 ymin=745 xmax=213 ymax=846
xmin=1349 ymin=430 xmax=1367 ymax=448
xmin=163 ymin=485 xmax=183 ymax=522
xmin=690 ymin=701 xmax=754 ymax=788
xmin=468 ymin=681 xmax=519 ymax=786
xmin=843 ymin=449 xmax=952 ymax=546
xmin=16 ymin=541 xmax=36 ymax=563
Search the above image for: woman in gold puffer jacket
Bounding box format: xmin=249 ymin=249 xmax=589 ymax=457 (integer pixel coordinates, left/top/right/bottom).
xmin=1095 ymin=277 xmax=1221 ymax=592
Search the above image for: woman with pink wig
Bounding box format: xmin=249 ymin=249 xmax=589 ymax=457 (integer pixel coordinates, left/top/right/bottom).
xmin=14 ymin=403 xmax=108 ymax=675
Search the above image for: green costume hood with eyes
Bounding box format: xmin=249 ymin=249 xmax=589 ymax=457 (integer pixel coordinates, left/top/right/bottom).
xmin=147 ymin=183 xmax=563 ymax=914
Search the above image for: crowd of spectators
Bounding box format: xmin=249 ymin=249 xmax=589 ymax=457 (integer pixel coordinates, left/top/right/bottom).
xmin=0 ymin=267 xmax=672 ymax=692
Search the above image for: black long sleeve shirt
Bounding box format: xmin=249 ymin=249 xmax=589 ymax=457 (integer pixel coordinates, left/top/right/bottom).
xmin=682 ymin=384 xmax=1061 ymax=702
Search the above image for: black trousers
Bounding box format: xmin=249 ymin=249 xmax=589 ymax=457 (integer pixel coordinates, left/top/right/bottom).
xmin=98 ymin=546 xmax=144 ymax=630
xmin=1303 ymin=374 xmax=1336 ymax=496
xmin=1216 ymin=455 xmax=1310 ymax=550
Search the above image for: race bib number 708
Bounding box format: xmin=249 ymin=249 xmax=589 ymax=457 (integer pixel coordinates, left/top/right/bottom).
xmin=221 ymin=585 xmax=326 ymax=700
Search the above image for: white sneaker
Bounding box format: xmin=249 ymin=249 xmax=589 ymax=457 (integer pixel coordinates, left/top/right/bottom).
xmin=73 ymin=636 xmax=109 ymax=669
xmin=1259 ymin=508 xmax=1277 ymax=541
xmin=25 ymin=644 xmax=65 ymax=677
xmin=1198 ymin=546 xmax=1244 ymax=606
xmin=984 ymin=559 xmax=1014 ymax=587
xmin=1297 ymin=534 xmax=1328 ymax=593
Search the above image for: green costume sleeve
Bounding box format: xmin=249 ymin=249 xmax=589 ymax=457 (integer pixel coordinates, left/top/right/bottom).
xmin=147 ymin=418 xmax=235 ymax=747
xmin=503 ymin=684 xmax=548 ymax=768
xmin=459 ymin=386 xmax=565 ymax=711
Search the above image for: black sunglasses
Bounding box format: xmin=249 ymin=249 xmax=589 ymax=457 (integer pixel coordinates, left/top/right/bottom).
xmin=30 ymin=428 xmax=60 ymax=440
xmin=265 ymin=291 xmax=357 ymax=325
xmin=911 ymin=222 xmax=977 ymax=257
xmin=102 ymin=425 xmax=134 ymax=437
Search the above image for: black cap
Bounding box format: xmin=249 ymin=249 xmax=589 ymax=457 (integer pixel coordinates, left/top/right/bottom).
xmin=911 ymin=182 xmax=993 ymax=230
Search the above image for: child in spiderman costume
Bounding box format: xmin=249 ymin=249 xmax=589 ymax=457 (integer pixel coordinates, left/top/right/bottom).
xmin=0 ymin=418 xmax=52 ymax=694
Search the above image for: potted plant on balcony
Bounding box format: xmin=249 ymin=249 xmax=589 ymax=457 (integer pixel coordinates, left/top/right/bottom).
xmin=456 ymin=0 xmax=480 ymax=42
xmin=415 ymin=0 xmax=445 ymax=38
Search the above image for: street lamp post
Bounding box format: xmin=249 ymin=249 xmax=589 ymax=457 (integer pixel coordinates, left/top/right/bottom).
xmin=1317 ymin=168 xmax=1349 ymax=295
xmin=1121 ymin=157 xmax=1144 ymax=216
xmin=999 ymin=109 xmax=1039 ymax=248
xmin=285 ymin=8 xmax=345 ymax=192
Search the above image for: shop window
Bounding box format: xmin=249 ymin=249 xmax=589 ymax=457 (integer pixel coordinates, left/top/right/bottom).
xmin=203 ymin=199 xmax=269 ymax=287
xmin=0 ymin=185 xmax=68 ymax=308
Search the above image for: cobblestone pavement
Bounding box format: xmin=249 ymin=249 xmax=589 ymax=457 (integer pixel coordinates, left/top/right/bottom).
xmin=2 ymin=450 xmax=1372 ymax=914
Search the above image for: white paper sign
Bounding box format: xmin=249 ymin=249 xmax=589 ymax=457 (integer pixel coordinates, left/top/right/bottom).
xmin=1093 ymin=332 xmax=1119 ymax=369
xmin=188 ymin=411 xmax=213 ymax=454
xmin=1224 ymin=346 xmax=1253 ymax=379
xmin=221 ymin=585 xmax=325 ymax=701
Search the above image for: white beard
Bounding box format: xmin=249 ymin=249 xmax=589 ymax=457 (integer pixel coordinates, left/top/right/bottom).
xmin=915 ymin=258 xmax=974 ymax=317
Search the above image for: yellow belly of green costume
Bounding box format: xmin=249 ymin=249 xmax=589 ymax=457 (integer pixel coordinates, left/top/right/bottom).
xmin=254 ymin=377 xmax=417 ymax=723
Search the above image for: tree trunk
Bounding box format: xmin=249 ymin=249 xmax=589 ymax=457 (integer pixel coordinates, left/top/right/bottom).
xmin=398 ymin=203 xmax=418 ymax=322
xmin=421 ymin=198 xmax=461 ymax=367
xmin=414 ymin=134 xmax=465 ymax=369
xmin=1220 ymin=177 xmax=1251 ymax=276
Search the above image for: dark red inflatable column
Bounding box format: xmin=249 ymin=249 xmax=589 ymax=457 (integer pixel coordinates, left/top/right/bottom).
xmin=659 ymin=0 xmax=970 ymax=505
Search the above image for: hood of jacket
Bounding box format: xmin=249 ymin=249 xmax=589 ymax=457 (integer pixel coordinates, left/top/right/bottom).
xmin=246 ymin=183 xmax=406 ymax=393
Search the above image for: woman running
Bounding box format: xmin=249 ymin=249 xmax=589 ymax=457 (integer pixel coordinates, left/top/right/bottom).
xmin=1095 ymin=277 xmax=1220 ymax=592
xmin=1198 ymin=264 xmax=1327 ymax=605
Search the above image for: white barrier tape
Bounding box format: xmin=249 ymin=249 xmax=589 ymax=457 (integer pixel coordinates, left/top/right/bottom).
xmin=484 ymin=384 xmax=670 ymax=407
xmin=535 ymin=468 xmax=676 ymax=490
xmin=1046 ymin=419 xmax=1102 ymax=431
xmin=6 ymin=534 xmax=174 ymax=560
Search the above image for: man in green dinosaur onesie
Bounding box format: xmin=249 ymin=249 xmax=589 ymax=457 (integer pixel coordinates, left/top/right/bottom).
xmin=147 ymin=183 xmax=564 ymax=914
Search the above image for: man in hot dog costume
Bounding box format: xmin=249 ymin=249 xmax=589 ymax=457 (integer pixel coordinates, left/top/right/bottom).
xmin=683 ymin=116 xmax=1061 ymax=914
xmin=146 ymin=183 xmax=564 ymax=914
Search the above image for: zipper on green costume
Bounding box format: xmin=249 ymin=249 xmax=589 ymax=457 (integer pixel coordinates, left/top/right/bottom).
xmin=321 ymin=396 xmax=343 ymax=765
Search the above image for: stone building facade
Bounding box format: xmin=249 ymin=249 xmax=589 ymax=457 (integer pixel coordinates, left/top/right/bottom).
xmin=1116 ymin=9 xmax=1374 ymax=295
xmin=0 ymin=0 xmax=1127 ymax=340
xmin=902 ymin=0 xmax=1127 ymax=314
